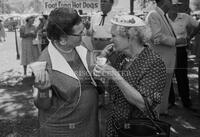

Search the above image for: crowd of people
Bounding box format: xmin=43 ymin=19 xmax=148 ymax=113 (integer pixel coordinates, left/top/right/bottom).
xmin=9 ymin=0 xmax=200 ymax=136
xmin=19 ymin=14 xmax=49 ymax=75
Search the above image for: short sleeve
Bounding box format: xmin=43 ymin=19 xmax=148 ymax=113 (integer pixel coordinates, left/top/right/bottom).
xmin=137 ymin=59 xmax=166 ymax=109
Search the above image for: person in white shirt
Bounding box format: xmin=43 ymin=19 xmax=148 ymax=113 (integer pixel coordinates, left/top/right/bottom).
xmin=168 ymin=2 xmax=200 ymax=108
xmin=87 ymin=0 xmax=116 ymax=50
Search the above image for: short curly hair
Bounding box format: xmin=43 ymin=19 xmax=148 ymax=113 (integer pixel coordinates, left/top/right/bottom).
xmin=46 ymin=7 xmax=82 ymax=41
xmin=114 ymin=24 xmax=152 ymax=45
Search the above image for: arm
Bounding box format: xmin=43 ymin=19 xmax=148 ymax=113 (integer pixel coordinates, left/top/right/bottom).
xmin=20 ymin=26 xmax=37 ymax=38
xmin=115 ymin=60 xmax=166 ymax=110
xmin=93 ymin=58 xmax=166 ymax=110
xmin=187 ymin=15 xmax=200 ymax=41
xmin=146 ymin=13 xmax=176 ymax=47
xmin=113 ymin=73 xmax=145 ymax=110
xmin=93 ymin=64 xmax=145 ymax=109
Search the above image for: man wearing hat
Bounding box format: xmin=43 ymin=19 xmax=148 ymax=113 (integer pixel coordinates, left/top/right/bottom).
xmin=168 ymin=0 xmax=200 ymax=108
xmin=146 ymin=0 xmax=187 ymax=115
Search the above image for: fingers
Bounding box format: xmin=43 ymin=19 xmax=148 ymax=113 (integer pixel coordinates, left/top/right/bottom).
xmin=100 ymin=44 xmax=114 ymax=56
xmin=34 ymin=71 xmax=51 ymax=89
xmin=93 ymin=65 xmax=102 ymax=77
xmin=93 ymin=64 xmax=112 ymax=78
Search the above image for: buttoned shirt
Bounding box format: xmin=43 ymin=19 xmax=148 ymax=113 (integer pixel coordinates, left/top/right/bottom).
xmin=169 ymin=13 xmax=199 ymax=46
xmin=90 ymin=11 xmax=115 ymax=39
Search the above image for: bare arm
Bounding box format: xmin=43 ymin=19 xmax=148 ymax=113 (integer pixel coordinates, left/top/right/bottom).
xmin=93 ymin=58 xmax=166 ymax=111
xmin=113 ymin=74 xmax=145 ymax=110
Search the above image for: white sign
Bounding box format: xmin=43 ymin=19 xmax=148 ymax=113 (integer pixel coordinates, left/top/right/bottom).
xmin=43 ymin=0 xmax=100 ymax=13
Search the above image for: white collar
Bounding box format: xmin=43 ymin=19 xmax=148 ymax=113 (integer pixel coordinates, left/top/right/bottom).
xmin=48 ymin=42 xmax=97 ymax=86
xmin=48 ymin=42 xmax=78 ymax=80
xmin=156 ymin=7 xmax=165 ymax=16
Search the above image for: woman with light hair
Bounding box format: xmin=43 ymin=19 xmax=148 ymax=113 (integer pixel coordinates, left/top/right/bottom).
xmin=93 ymin=14 xmax=167 ymax=137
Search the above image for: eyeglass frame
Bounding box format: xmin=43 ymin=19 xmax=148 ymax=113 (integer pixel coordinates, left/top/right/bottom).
xmin=50 ymin=18 xmax=86 ymax=37
xmin=68 ymin=28 xmax=86 ymax=36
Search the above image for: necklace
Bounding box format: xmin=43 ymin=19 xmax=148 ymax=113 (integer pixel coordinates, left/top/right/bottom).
xmin=54 ymin=42 xmax=73 ymax=54
xmin=54 ymin=42 xmax=77 ymax=62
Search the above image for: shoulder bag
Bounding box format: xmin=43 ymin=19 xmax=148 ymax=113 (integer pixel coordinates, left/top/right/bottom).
xmin=114 ymin=98 xmax=171 ymax=137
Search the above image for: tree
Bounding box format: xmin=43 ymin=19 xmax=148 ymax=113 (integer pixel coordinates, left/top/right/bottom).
xmin=28 ymin=0 xmax=42 ymax=13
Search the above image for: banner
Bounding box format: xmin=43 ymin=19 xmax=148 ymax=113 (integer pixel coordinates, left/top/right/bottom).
xmin=43 ymin=0 xmax=100 ymax=13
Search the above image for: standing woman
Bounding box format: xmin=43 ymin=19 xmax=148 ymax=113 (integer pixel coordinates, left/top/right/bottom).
xmin=32 ymin=7 xmax=99 ymax=137
xmin=20 ymin=16 xmax=39 ymax=75
xmin=93 ymin=14 xmax=167 ymax=137
xmin=37 ymin=15 xmax=49 ymax=52
xmin=0 ymin=19 xmax=6 ymax=42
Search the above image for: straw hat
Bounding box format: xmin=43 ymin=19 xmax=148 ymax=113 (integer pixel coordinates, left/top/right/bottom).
xmin=111 ymin=14 xmax=146 ymax=27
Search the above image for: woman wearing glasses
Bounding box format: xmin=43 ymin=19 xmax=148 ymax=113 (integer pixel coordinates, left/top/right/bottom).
xmin=32 ymin=7 xmax=99 ymax=137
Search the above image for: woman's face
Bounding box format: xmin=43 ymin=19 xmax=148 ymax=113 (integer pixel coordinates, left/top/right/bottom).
xmin=110 ymin=25 xmax=130 ymax=52
xmin=66 ymin=22 xmax=85 ymax=48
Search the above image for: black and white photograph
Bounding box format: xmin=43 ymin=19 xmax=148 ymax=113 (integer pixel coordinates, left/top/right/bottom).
xmin=0 ymin=0 xmax=200 ymax=137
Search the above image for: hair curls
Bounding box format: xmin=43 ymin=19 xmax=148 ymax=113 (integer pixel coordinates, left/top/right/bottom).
xmin=115 ymin=24 xmax=152 ymax=45
xmin=46 ymin=7 xmax=82 ymax=41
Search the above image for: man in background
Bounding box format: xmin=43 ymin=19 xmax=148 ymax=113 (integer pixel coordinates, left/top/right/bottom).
xmin=168 ymin=1 xmax=200 ymax=108
xmin=86 ymin=0 xmax=116 ymax=50
xmin=146 ymin=0 xmax=187 ymax=115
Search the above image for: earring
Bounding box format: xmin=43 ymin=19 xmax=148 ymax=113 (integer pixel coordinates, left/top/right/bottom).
xmin=59 ymin=39 xmax=67 ymax=46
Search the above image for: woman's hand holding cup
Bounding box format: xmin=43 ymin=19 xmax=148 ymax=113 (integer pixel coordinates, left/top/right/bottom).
xmin=29 ymin=62 xmax=51 ymax=89
xmin=93 ymin=56 xmax=107 ymax=77
xmin=93 ymin=57 xmax=120 ymax=80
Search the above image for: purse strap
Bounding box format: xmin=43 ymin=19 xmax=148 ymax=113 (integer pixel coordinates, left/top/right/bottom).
xmin=142 ymin=97 xmax=166 ymax=135
xmin=143 ymin=97 xmax=157 ymax=119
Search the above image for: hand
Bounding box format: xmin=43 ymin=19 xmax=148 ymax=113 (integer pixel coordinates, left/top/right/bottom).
xmin=29 ymin=61 xmax=51 ymax=89
xmin=34 ymin=70 xmax=51 ymax=89
xmin=100 ymin=43 xmax=114 ymax=57
xmin=93 ymin=64 xmax=121 ymax=81
xmin=176 ymin=38 xmax=187 ymax=45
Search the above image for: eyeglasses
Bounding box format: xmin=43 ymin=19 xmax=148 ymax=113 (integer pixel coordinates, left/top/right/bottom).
xmin=51 ymin=20 xmax=85 ymax=37
xmin=69 ymin=29 xmax=85 ymax=36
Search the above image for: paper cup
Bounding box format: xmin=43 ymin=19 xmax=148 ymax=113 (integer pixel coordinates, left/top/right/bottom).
xmin=29 ymin=61 xmax=47 ymax=74
xmin=96 ymin=56 xmax=107 ymax=66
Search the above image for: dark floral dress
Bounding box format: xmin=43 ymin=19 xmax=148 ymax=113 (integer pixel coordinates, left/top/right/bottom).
xmin=105 ymin=47 xmax=166 ymax=137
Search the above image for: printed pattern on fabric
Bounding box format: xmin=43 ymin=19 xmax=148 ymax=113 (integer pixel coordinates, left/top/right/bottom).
xmin=105 ymin=47 xmax=166 ymax=137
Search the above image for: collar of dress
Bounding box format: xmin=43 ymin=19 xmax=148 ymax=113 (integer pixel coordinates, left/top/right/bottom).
xmin=155 ymin=7 xmax=165 ymax=16
xmin=48 ymin=42 xmax=96 ymax=86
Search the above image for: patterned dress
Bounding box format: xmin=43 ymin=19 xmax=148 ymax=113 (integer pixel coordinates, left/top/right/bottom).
xmin=20 ymin=25 xmax=40 ymax=65
xmin=105 ymin=47 xmax=166 ymax=137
